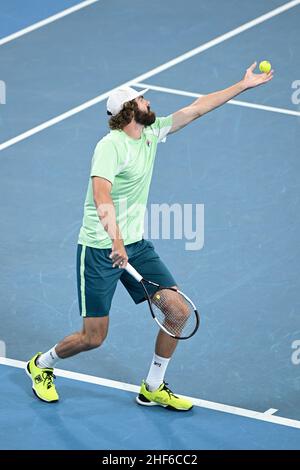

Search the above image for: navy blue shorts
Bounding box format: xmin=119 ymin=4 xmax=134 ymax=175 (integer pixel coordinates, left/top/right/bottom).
xmin=76 ymin=239 xmax=176 ymax=317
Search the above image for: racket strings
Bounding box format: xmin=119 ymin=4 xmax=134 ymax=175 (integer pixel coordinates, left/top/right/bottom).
xmin=151 ymin=289 xmax=195 ymax=338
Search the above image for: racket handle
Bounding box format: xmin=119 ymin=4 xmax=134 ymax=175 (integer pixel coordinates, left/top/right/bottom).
xmin=125 ymin=262 xmax=143 ymax=283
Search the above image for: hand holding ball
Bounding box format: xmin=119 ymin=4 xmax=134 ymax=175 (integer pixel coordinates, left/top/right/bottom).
xmin=259 ymin=60 xmax=271 ymax=73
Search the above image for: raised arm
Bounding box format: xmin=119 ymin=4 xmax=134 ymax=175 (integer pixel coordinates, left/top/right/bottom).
xmin=170 ymin=62 xmax=274 ymax=134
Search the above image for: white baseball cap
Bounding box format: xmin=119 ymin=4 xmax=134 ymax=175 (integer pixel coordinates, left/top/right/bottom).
xmin=107 ymin=86 xmax=149 ymax=116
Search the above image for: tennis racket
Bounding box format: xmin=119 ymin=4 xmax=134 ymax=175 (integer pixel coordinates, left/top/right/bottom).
xmin=124 ymin=262 xmax=200 ymax=340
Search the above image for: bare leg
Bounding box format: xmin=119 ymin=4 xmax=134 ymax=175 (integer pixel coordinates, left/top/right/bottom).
xmin=155 ymin=329 xmax=178 ymax=358
xmin=153 ymin=285 xmax=181 ymax=358
xmin=56 ymin=316 xmax=109 ymax=358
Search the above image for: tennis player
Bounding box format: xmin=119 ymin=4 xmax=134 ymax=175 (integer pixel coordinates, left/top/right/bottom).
xmin=27 ymin=63 xmax=273 ymax=410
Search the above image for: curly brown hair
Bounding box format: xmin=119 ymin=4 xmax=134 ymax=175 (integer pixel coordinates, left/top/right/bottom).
xmin=108 ymin=99 xmax=138 ymax=130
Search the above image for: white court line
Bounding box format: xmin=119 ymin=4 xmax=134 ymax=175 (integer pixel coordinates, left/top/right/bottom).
xmin=0 ymin=356 xmax=299 ymax=430
xmin=0 ymin=0 xmax=299 ymax=152
xmin=135 ymin=82 xmax=300 ymax=117
xmin=0 ymin=91 xmax=111 ymax=152
xmin=265 ymin=408 xmax=279 ymax=415
xmin=0 ymin=341 xmax=6 ymax=357
xmin=0 ymin=0 xmax=99 ymax=47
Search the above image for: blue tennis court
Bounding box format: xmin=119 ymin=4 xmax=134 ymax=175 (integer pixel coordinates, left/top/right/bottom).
xmin=0 ymin=0 xmax=300 ymax=450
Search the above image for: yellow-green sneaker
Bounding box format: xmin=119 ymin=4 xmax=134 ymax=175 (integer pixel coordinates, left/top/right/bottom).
xmin=26 ymin=353 xmax=59 ymax=403
xmin=136 ymin=381 xmax=193 ymax=411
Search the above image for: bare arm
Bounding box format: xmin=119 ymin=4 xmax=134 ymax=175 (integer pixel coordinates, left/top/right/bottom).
xmin=92 ymin=176 xmax=128 ymax=267
xmin=170 ymin=62 xmax=274 ymax=133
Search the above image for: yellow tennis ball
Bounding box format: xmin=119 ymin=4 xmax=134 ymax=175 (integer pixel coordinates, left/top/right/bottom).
xmin=156 ymin=294 xmax=160 ymax=300
xmin=259 ymin=60 xmax=271 ymax=73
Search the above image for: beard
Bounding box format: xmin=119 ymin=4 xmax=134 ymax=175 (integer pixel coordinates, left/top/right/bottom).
xmin=134 ymin=106 xmax=156 ymax=126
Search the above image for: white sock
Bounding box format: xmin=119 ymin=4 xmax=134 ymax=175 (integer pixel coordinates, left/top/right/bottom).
xmin=37 ymin=345 xmax=59 ymax=369
xmin=146 ymin=353 xmax=170 ymax=391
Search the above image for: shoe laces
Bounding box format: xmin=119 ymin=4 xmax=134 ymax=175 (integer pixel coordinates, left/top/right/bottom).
xmin=161 ymin=382 xmax=179 ymax=399
xmin=42 ymin=370 xmax=56 ymax=389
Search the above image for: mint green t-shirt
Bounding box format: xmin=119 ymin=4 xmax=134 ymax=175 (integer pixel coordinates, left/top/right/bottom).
xmin=78 ymin=115 xmax=173 ymax=248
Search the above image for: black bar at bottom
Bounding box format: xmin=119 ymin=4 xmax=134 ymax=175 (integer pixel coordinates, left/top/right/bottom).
xmin=0 ymin=450 xmax=300 ymax=464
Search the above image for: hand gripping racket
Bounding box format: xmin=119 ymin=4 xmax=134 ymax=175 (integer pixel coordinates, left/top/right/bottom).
xmin=125 ymin=262 xmax=200 ymax=340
